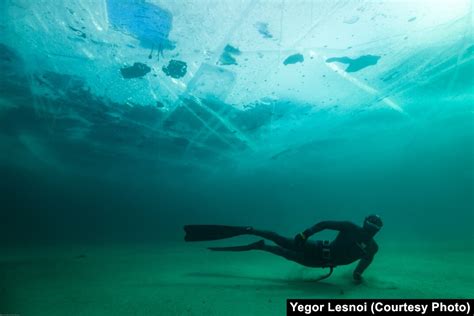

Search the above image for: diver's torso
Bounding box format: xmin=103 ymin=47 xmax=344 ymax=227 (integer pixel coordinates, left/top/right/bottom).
xmin=328 ymin=228 xmax=376 ymax=265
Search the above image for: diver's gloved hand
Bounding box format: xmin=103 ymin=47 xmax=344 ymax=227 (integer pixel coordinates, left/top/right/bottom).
xmin=353 ymin=271 xmax=363 ymax=283
xmin=294 ymin=232 xmax=307 ymax=248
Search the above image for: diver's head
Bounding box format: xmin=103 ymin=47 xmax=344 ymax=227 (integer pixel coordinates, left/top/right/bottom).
xmin=363 ymin=214 xmax=383 ymax=235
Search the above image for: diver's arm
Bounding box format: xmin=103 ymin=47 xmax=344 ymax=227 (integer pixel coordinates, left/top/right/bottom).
xmin=353 ymin=243 xmax=378 ymax=281
xmin=303 ymin=221 xmax=355 ymax=238
xmin=353 ymin=256 xmax=374 ymax=281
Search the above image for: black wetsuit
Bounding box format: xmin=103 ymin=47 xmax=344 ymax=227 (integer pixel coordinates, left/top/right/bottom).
xmin=251 ymin=221 xmax=379 ymax=277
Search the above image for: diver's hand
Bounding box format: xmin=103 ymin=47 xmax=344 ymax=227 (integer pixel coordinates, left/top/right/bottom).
xmin=353 ymin=271 xmax=363 ymax=283
xmin=294 ymin=232 xmax=307 ymax=248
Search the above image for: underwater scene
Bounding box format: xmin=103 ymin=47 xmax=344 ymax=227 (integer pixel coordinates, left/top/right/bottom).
xmin=0 ymin=0 xmax=473 ymax=315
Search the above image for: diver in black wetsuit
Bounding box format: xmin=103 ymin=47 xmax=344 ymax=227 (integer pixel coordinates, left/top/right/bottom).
xmin=184 ymin=215 xmax=383 ymax=281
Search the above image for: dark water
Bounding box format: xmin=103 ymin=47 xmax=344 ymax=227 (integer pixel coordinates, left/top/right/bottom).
xmin=0 ymin=1 xmax=472 ymax=250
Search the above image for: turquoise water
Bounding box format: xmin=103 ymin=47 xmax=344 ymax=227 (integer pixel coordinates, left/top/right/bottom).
xmin=0 ymin=0 xmax=473 ymax=310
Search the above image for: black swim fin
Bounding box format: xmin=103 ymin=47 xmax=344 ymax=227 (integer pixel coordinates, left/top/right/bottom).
xmin=184 ymin=225 xmax=252 ymax=242
xmin=208 ymin=240 xmax=265 ymax=251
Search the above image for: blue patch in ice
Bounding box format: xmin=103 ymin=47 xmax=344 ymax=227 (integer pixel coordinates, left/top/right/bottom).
xmin=162 ymin=60 xmax=187 ymax=78
xmin=120 ymin=62 xmax=151 ymax=79
xmin=107 ymin=0 xmax=174 ymax=50
xmin=218 ymin=45 xmax=241 ymax=66
xmin=326 ymin=55 xmax=380 ymax=72
xmin=255 ymin=22 xmax=273 ymax=39
xmin=283 ymin=53 xmax=304 ymax=65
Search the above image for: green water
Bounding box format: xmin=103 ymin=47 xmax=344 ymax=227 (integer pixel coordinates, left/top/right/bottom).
xmin=0 ymin=0 xmax=473 ymax=314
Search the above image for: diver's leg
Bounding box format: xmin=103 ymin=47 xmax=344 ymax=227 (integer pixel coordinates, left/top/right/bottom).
xmin=208 ymin=240 xmax=322 ymax=267
xmin=261 ymin=243 xmax=326 ymax=268
xmin=208 ymin=240 xmax=304 ymax=264
xmin=249 ymin=229 xmax=298 ymax=250
xmin=259 ymin=244 xmax=313 ymax=266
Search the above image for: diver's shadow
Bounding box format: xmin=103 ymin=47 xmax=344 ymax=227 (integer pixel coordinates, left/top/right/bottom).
xmin=185 ymin=271 xmax=351 ymax=295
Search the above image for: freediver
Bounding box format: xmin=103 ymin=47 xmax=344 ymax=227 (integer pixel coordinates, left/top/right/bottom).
xmin=184 ymin=215 xmax=382 ymax=282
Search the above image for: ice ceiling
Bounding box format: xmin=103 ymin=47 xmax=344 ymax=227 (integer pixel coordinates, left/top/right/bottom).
xmin=0 ymin=0 xmax=472 ymax=171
